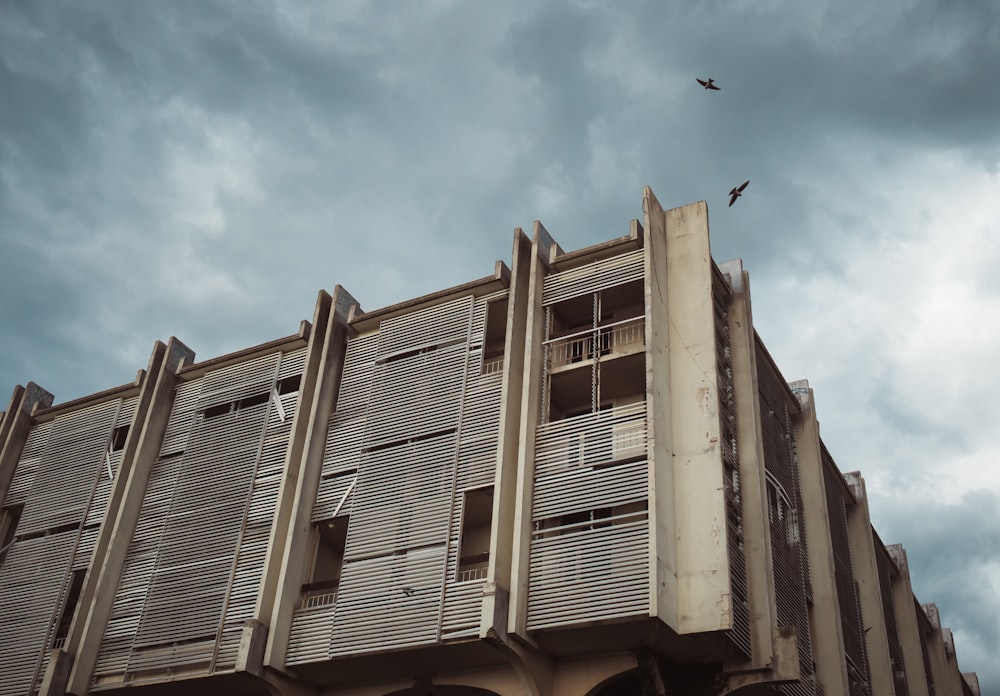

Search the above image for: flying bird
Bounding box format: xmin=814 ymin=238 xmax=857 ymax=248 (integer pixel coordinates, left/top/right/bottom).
xmin=696 ymin=78 xmax=720 ymax=91
xmin=728 ymin=180 xmax=750 ymax=207
xmin=402 ymin=587 xmax=415 ymax=597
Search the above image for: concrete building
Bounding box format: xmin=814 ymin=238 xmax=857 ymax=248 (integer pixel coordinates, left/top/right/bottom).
xmin=0 ymin=189 xmax=982 ymax=696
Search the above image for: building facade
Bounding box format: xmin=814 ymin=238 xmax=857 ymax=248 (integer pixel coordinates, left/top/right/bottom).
xmin=0 ymin=189 xmax=982 ymax=696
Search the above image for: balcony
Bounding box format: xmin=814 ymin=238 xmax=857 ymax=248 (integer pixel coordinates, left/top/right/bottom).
xmin=545 ymin=316 xmax=644 ymax=373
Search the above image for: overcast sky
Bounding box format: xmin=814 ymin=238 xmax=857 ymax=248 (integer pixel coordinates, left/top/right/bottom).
xmin=1 ymin=0 xmax=998 ymax=689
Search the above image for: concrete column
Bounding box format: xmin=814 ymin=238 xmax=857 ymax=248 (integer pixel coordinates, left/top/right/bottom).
xmin=717 ymin=259 xmax=776 ymax=670
xmin=0 ymin=382 xmax=54 ymax=508
xmin=790 ymin=383 xmax=849 ymax=696
xmin=885 ymin=546 xmax=931 ymax=696
xmin=264 ymin=287 xmax=357 ymax=671
xmin=922 ymin=604 xmax=962 ymax=696
xmin=508 ymin=220 xmax=558 ymax=642
xmin=481 ymin=228 xmax=530 ymax=638
xmin=662 ymin=199 xmax=733 ymax=634
xmin=642 ymin=187 xmax=677 ymax=627
xmin=64 ymin=337 xmax=194 ymax=695
xmin=842 ymin=472 xmax=895 ymax=696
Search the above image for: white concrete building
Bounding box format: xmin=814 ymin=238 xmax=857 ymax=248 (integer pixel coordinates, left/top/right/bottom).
xmin=0 ymin=189 xmax=981 ymax=696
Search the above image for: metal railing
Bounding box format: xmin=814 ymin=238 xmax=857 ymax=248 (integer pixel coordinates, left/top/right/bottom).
xmin=545 ymin=316 xmax=644 ymax=370
xmin=456 ymin=565 xmax=488 ymax=583
xmin=481 ymin=356 xmax=504 ymax=375
xmin=299 ymin=588 xmax=338 ymax=610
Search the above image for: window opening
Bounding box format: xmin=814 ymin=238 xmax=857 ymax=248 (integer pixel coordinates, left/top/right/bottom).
xmin=301 ymin=517 xmax=348 ymax=609
xmin=457 ymin=487 xmax=494 ymax=582
xmin=482 ymin=299 xmax=508 ymax=375
xmin=110 ymin=425 xmax=129 ymax=451
xmin=52 ymin=569 xmax=85 ymax=650
xmin=0 ymin=504 xmax=24 ymax=566
xmin=276 ymin=375 xmax=301 ymax=395
xmin=545 ymin=281 xmax=645 ymax=422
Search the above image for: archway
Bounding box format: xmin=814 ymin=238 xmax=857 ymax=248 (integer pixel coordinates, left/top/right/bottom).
xmin=585 ymin=669 xmax=643 ymax=696
xmin=383 ymin=686 xmax=501 ymax=696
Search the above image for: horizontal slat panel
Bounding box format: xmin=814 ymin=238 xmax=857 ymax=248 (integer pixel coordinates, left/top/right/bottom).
xmin=375 ymin=295 xmax=473 ymax=359
xmin=6 ymin=421 xmax=53 ymax=507
xmin=329 ymin=546 xmax=447 ymax=656
xmin=542 ymin=249 xmax=644 ymax=305
xmin=527 ymin=521 xmax=649 ymax=631
xmin=0 ymin=531 xmax=77 ymax=696
xmin=344 ymin=434 xmax=455 ymax=560
xmin=18 ymin=400 xmax=119 ymax=535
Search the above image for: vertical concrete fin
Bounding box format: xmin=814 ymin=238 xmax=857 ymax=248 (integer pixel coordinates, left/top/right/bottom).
xmin=508 ymin=224 xmax=549 ymax=642
xmin=0 ymin=383 xmax=54 ymax=509
xmin=643 ymin=186 xmax=676 ymax=626
xmin=788 ymin=381 xmax=852 ymax=696
xmin=721 ymin=258 xmax=779 ymax=669
xmin=663 ymin=199 xmax=732 ymax=633
xmin=842 ymin=470 xmax=897 ymax=696
xmin=64 ymin=338 xmax=190 ymax=695
xmin=532 ymin=221 xmax=562 ymax=266
xmin=482 ymin=227 xmax=531 ymax=639
xmin=264 ymin=286 xmax=354 ymax=669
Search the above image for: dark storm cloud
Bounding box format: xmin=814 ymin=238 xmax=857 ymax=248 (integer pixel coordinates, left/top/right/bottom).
xmin=877 ymin=490 xmax=1000 ymax=670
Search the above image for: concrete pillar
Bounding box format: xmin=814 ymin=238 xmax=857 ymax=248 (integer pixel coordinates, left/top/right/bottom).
xmin=661 ymin=198 xmax=732 ymax=634
xmin=717 ymin=259 xmax=776 ymax=670
xmin=508 ymin=220 xmax=558 ymax=642
xmin=922 ymin=604 xmax=962 ymax=696
xmin=0 ymin=382 xmax=54 ymax=508
xmin=885 ymin=546 xmax=931 ymax=696
xmin=842 ymin=473 xmax=895 ymax=696
xmin=63 ymin=338 xmax=194 ymax=695
xmin=789 ymin=383 xmax=850 ymax=696
xmin=264 ymin=287 xmax=357 ymax=671
xmin=480 ymin=228 xmax=530 ymax=638
xmin=642 ymin=188 xmax=678 ymax=628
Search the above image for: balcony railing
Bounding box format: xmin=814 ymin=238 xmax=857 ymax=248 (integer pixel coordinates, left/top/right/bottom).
xmin=481 ymin=355 xmax=504 ymax=375
xmin=299 ymin=590 xmax=337 ymax=609
xmin=545 ymin=316 xmax=644 ymax=370
xmin=456 ymin=565 xmax=488 ymax=583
